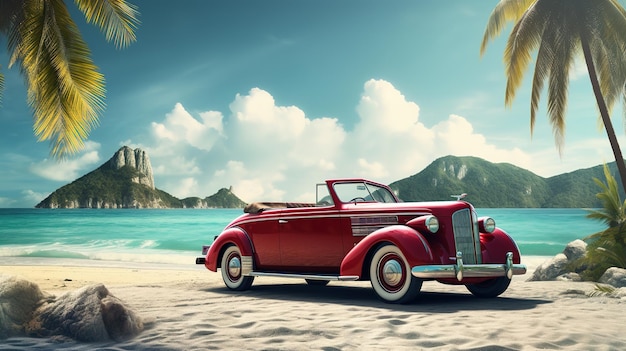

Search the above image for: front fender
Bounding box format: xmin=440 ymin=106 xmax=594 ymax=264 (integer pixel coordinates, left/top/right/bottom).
xmin=480 ymin=228 xmax=522 ymax=264
xmin=340 ymin=225 xmax=433 ymax=278
xmin=204 ymin=227 xmax=253 ymax=272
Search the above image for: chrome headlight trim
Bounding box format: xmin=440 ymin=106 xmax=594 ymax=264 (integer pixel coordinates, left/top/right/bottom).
xmin=479 ymin=216 xmax=496 ymax=233
xmin=425 ymin=215 xmax=439 ymax=233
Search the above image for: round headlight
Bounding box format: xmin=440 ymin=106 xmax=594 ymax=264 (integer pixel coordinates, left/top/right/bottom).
xmin=425 ymin=215 xmax=439 ymax=233
xmin=480 ymin=217 xmax=496 ymax=233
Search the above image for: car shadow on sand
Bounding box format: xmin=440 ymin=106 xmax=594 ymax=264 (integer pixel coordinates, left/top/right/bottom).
xmin=201 ymin=281 xmax=550 ymax=313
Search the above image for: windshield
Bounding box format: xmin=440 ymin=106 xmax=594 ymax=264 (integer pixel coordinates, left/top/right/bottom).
xmin=333 ymin=182 xmax=397 ymax=203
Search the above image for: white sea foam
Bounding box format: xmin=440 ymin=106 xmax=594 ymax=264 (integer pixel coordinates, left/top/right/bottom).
xmin=139 ymin=240 xmax=157 ymax=249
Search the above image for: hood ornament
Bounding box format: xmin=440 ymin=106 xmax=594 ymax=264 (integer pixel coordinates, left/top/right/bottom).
xmin=451 ymin=193 xmax=467 ymax=201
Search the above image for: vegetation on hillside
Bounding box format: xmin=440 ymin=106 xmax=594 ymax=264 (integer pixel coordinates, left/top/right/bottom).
xmin=390 ymin=155 xmax=625 ymax=208
xmin=390 ymin=156 xmax=549 ymax=207
xmin=36 ymin=165 xmax=245 ymax=209
xmin=201 ymin=187 xmax=247 ymax=208
xmin=180 ymin=188 xmax=246 ymax=208
xmin=37 ymin=166 xmax=155 ymax=208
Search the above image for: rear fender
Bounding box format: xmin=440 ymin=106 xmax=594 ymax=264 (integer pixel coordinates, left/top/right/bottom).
xmin=204 ymin=227 xmax=253 ymax=272
xmin=340 ymin=225 xmax=433 ymax=278
xmin=480 ymin=228 xmax=522 ymax=264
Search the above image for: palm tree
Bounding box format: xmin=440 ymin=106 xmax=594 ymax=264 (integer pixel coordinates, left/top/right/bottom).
xmin=480 ymin=0 xmax=626 ymax=191
xmin=0 ymin=0 xmax=139 ymax=158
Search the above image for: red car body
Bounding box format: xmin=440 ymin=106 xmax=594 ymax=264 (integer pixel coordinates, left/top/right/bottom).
xmin=197 ymin=178 xmax=526 ymax=303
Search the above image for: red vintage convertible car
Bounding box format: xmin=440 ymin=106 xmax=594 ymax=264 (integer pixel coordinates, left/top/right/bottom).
xmin=196 ymin=178 xmax=526 ymax=303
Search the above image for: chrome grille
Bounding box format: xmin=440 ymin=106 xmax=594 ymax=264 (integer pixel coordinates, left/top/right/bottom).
xmin=451 ymin=208 xmax=482 ymax=264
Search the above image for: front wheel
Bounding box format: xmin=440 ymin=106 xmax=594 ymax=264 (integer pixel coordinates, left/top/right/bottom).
xmin=465 ymin=276 xmax=511 ymax=298
xmin=220 ymin=245 xmax=254 ymax=291
xmin=370 ymin=244 xmax=422 ymax=303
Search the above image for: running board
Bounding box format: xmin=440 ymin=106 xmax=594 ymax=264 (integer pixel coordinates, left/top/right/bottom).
xmin=248 ymin=271 xmax=359 ymax=281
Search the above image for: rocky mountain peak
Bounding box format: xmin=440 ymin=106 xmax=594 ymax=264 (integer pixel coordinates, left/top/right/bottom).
xmin=108 ymin=146 xmax=155 ymax=189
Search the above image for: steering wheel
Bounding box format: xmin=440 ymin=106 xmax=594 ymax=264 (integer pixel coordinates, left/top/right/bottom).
xmin=349 ymin=197 xmax=366 ymax=202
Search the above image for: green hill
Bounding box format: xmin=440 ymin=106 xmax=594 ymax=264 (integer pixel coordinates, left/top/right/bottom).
xmin=35 ymin=146 xmax=246 ymax=209
xmin=389 ymin=155 xmax=624 ymax=208
xmin=181 ymin=187 xmax=247 ymax=209
xmin=35 ymin=165 xmax=246 ymax=209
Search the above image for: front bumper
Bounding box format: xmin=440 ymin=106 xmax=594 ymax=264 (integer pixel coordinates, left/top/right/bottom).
xmin=411 ymin=251 xmax=526 ymax=281
xmin=195 ymin=245 xmax=211 ymax=265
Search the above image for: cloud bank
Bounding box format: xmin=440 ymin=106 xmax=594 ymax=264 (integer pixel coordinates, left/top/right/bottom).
xmin=130 ymin=79 xmax=531 ymax=202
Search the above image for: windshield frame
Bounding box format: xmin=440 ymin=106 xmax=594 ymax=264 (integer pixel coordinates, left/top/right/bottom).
xmin=332 ymin=181 xmax=398 ymax=204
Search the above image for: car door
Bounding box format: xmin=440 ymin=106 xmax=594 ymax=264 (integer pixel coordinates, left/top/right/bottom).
xmin=278 ymin=207 xmax=346 ymax=273
xmin=240 ymin=210 xmax=282 ymax=270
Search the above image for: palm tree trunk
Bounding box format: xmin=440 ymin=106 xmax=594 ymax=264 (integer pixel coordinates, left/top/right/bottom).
xmin=581 ymin=38 xmax=626 ymax=192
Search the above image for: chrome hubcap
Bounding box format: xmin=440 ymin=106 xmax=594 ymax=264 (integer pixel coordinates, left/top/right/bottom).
xmin=382 ymin=259 xmax=402 ymax=286
xmin=228 ymin=256 xmax=241 ymax=278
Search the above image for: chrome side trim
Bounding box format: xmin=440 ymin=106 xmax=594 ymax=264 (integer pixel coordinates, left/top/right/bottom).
xmin=411 ymin=251 xmax=527 ymax=281
xmin=241 ymin=255 xmax=253 ymax=275
xmin=351 ymin=215 xmax=399 ymax=236
xmin=247 ymin=271 xmax=359 ymax=281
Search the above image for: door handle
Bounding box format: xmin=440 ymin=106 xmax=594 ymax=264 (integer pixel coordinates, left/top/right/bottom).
xmin=278 ymin=219 xmax=288 ymax=224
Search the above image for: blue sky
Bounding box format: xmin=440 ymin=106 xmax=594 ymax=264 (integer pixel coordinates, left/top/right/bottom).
xmin=1 ymin=0 xmax=625 ymax=207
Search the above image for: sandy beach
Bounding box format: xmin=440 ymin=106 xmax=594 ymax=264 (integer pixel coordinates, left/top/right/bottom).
xmin=1 ymin=256 xmax=625 ymax=350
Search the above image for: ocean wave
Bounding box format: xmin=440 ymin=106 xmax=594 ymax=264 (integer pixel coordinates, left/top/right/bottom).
xmin=139 ymin=240 xmax=157 ymax=249
xmin=0 ymin=245 xmax=199 ymax=265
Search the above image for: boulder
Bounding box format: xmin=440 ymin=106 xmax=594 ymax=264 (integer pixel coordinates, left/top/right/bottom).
xmin=528 ymin=240 xmax=591 ymax=281
xmin=529 ymin=253 xmax=569 ymax=281
xmin=26 ymin=284 xmax=143 ymax=341
xmin=562 ymin=239 xmax=587 ymax=261
xmin=0 ymin=275 xmax=47 ymax=338
xmin=599 ymin=267 xmax=626 ymax=288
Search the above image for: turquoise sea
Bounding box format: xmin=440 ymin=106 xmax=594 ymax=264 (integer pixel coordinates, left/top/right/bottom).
xmin=0 ymin=208 xmax=606 ymax=265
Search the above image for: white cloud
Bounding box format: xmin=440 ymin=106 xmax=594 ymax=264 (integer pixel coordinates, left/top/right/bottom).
xmin=212 ymin=161 xmax=286 ymax=202
xmin=22 ymin=189 xmax=48 ymax=205
xmin=151 ymin=103 xmax=224 ymax=152
xmin=170 ymin=177 xmax=199 ymax=199
xmin=430 ymin=114 xmax=530 ymax=167
xmin=30 ymin=141 xmax=101 ymax=181
xmin=525 ymin=136 xmax=626 ymax=177
xmin=131 ymin=80 xmax=537 ymax=202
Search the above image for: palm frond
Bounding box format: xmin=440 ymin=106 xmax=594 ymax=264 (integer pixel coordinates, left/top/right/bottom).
xmin=480 ymin=0 xmax=536 ymax=56
xmin=529 ymin=36 xmax=554 ymax=133
xmin=546 ymin=7 xmax=579 ymax=152
xmin=586 ymin=164 xmax=624 ymax=226
xmin=587 ymin=284 xmax=617 ymax=297
xmin=74 ymin=0 xmax=139 ymax=48
xmin=13 ymin=0 xmax=104 ymax=158
xmin=587 ymin=3 xmax=626 ymax=109
xmin=503 ymin=6 xmax=546 ymax=107
xmin=587 ymin=1 xmax=626 ymax=128
xmin=0 ymin=0 xmax=23 ymax=34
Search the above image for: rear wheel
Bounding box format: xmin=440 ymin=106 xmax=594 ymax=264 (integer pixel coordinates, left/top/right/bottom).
xmin=221 ymin=245 xmax=254 ymax=290
xmin=369 ymin=244 xmax=422 ymax=303
xmin=465 ymin=276 xmax=511 ymax=298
